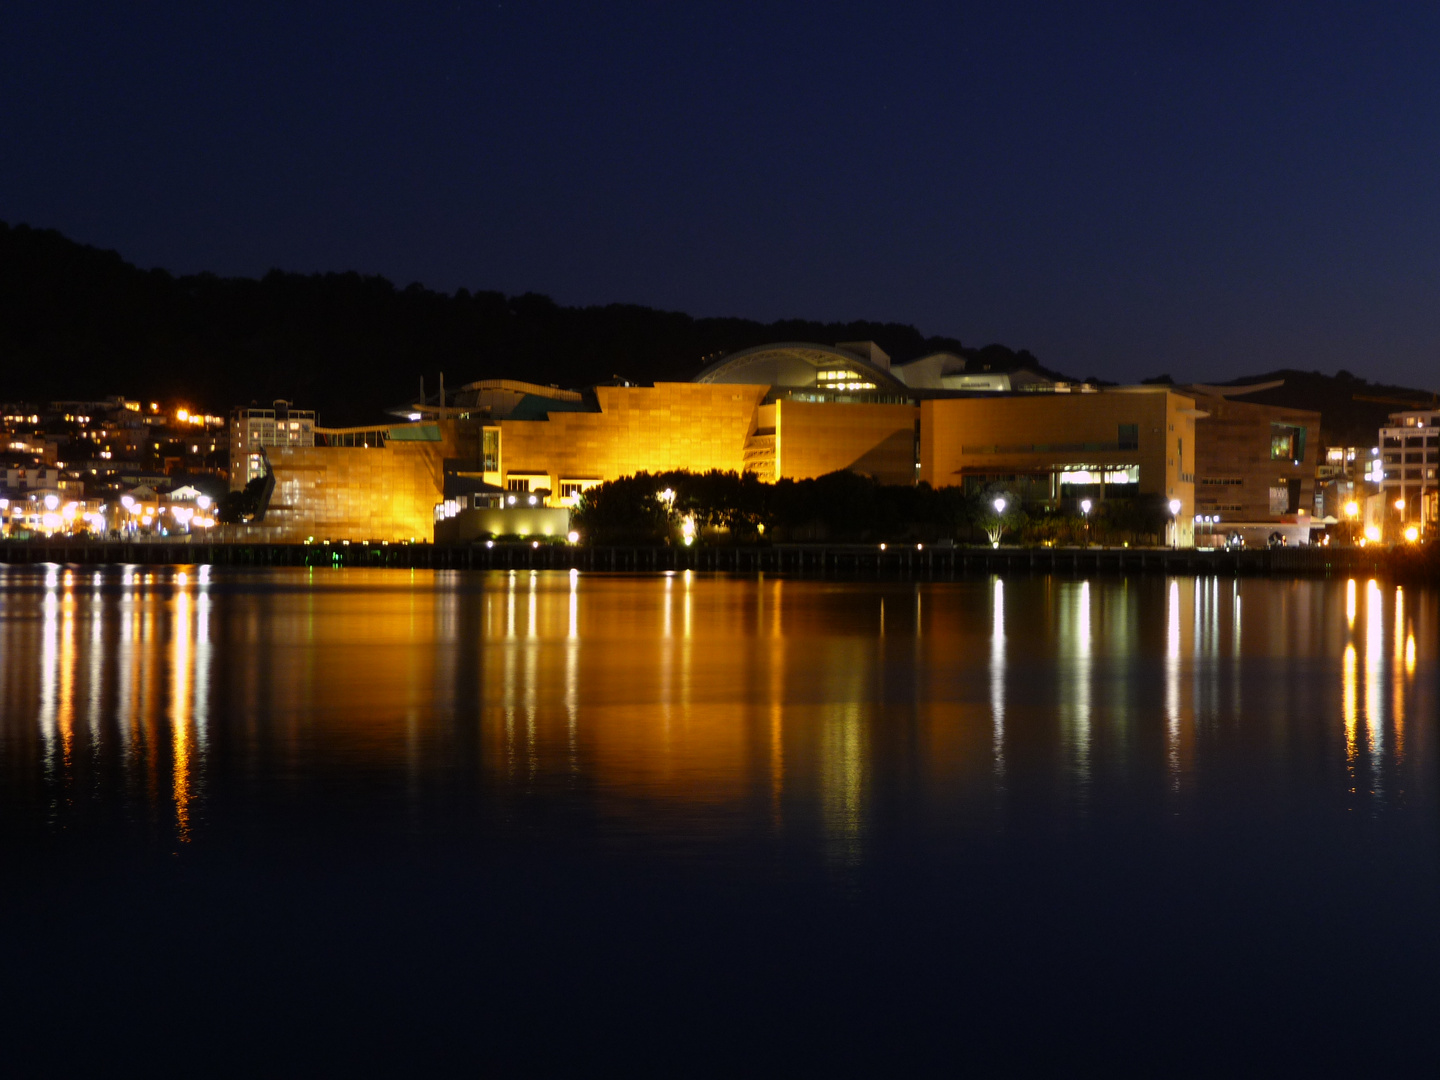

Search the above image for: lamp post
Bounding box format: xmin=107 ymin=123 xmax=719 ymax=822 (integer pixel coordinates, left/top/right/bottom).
xmin=1080 ymin=498 xmax=1092 ymax=547
xmin=988 ymin=497 xmax=1007 ymax=549
xmin=1168 ymin=498 xmax=1182 ymax=549
xmin=1343 ymin=500 xmax=1359 ymax=546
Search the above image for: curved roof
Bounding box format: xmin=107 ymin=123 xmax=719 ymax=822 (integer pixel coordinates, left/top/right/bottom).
xmin=694 ymin=342 xmax=908 ymax=392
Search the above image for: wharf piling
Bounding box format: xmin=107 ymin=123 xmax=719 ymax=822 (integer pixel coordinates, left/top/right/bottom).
xmin=0 ymin=541 xmax=1393 ymax=578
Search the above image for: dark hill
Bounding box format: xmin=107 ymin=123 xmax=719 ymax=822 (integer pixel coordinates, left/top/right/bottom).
xmin=1213 ymin=369 xmax=1438 ymax=448
xmin=1 ymin=221 xmax=1057 ymax=426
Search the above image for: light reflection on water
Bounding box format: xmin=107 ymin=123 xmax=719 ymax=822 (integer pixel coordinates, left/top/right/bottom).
xmin=0 ymin=566 xmax=1434 ymax=855
xmin=1 ymin=563 xmax=1438 ymax=1072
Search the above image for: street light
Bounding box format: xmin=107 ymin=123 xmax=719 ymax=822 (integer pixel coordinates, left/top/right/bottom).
xmin=993 ymin=497 xmax=1006 ymax=514
xmin=1344 ymin=500 xmax=1360 ymax=546
xmin=1080 ymin=499 xmax=1091 ymax=546
xmin=1168 ymin=498 xmax=1182 ymax=549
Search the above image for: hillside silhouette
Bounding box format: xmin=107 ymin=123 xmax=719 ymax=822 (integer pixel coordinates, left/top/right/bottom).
xmin=6 ymin=221 xmax=1433 ymax=434
xmin=1 ymin=221 xmax=1062 ymax=426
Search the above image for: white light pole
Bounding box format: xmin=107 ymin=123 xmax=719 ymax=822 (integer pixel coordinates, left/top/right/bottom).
xmin=1080 ymin=498 xmax=1091 ymax=546
xmin=1168 ymin=498 xmax=1182 ymax=549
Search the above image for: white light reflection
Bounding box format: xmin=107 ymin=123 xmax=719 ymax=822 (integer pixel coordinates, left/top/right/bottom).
xmin=1165 ymin=579 xmax=1181 ymax=789
xmin=1364 ymin=579 xmax=1384 ymax=760
xmin=1066 ymin=581 xmax=1092 ymax=805
xmin=990 ymin=577 xmax=1005 ymax=779
xmin=39 ymin=567 xmax=60 ymax=785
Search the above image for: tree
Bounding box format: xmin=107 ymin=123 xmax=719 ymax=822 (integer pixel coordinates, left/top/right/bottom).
xmin=975 ymin=487 xmax=1025 ymax=547
xmin=215 ymin=475 xmax=268 ymax=523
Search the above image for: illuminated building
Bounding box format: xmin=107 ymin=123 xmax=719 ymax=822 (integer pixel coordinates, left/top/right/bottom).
xmin=230 ymin=400 xmax=316 ymax=487
xmin=1379 ymin=408 xmax=1438 ymax=538
xmin=1183 ymin=385 xmax=1321 ymax=547
xmin=236 ymin=341 xmax=1210 ymax=544
xmin=920 ymin=387 xmax=1200 ymax=544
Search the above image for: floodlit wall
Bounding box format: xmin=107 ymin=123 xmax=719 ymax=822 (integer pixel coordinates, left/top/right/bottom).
xmin=775 ymin=400 xmax=919 ymax=484
xmin=920 ymin=390 xmax=1197 ymax=543
xmin=497 ymin=383 xmax=768 ymax=489
xmin=435 ymin=506 xmax=571 ymax=544
xmin=262 ymin=424 xmax=463 ymax=542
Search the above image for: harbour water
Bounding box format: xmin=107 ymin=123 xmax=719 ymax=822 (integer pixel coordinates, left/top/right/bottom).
xmin=1 ymin=566 xmax=1435 ymax=1072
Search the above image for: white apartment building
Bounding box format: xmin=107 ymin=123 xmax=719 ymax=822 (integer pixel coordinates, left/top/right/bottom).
xmin=230 ymin=400 xmax=316 ymax=488
xmin=1379 ymin=408 xmax=1438 ymax=536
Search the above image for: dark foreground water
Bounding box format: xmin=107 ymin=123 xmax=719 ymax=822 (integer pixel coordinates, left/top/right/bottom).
xmin=0 ymin=566 xmax=1435 ymax=1073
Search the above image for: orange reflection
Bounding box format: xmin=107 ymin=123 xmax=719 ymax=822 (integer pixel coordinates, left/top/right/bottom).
xmin=172 ymin=585 xmax=193 ymax=842
xmin=1342 ymin=642 xmax=1357 ymax=769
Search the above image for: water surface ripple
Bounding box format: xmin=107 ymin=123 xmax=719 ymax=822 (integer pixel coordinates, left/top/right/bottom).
xmin=1 ymin=567 xmax=1435 ymax=1072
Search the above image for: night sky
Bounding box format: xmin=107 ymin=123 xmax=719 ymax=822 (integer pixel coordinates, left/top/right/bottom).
xmin=3 ymin=2 xmax=1438 ymax=387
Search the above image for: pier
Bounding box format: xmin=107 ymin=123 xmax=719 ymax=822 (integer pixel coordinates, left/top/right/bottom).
xmin=0 ymin=539 xmax=1394 ymax=577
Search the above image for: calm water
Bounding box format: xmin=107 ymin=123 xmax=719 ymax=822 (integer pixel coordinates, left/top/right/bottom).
xmin=1 ymin=566 xmax=1435 ymax=1072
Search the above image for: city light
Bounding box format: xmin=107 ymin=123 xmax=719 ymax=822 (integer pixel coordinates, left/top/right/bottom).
xmin=993 ymin=497 xmax=1006 ymax=514
xmin=1403 ymin=526 xmax=1419 ymax=543
xmin=567 ymin=530 xmax=579 ymax=544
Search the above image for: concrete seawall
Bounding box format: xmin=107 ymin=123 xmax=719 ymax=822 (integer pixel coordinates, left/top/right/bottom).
xmin=0 ymin=540 xmax=1403 ymax=578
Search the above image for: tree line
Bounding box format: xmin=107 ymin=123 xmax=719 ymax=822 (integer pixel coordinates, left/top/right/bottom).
xmin=572 ymin=469 xmax=1174 ymax=547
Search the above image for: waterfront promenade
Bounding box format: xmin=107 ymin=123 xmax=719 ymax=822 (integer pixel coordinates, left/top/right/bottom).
xmin=0 ymin=538 xmax=1401 ymax=577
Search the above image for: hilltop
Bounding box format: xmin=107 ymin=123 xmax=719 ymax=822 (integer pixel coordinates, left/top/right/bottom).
xmin=4 ymin=221 xmax=1433 ymax=435
xmin=0 ymin=221 xmax=1056 ymax=426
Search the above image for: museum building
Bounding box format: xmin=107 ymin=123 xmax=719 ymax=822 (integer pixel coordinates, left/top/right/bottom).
xmin=227 ymin=340 xmax=1302 ymax=547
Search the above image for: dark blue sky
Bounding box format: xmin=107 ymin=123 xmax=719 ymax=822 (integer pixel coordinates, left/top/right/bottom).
xmin=3 ymin=2 xmax=1438 ymax=387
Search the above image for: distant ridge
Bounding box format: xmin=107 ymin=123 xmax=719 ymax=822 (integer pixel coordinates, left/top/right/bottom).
xmin=0 ymin=221 xmax=1058 ymax=426
xmin=1211 ymin=369 xmax=1438 ymax=447
xmin=5 ymin=220 xmax=1432 ymax=436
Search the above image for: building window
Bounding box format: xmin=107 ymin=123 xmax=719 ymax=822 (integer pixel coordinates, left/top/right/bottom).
xmin=1271 ymin=423 xmax=1307 ymax=464
xmin=482 ymin=429 xmax=500 ymax=472
xmin=1118 ymin=424 xmax=1139 ymax=450
xmin=1269 ymin=485 xmax=1289 ymax=515
xmin=506 ymin=477 xmax=529 ymax=493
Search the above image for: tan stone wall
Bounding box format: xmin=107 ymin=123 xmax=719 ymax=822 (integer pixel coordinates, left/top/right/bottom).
xmin=775 ymin=401 xmax=919 ymax=484
xmin=1188 ymin=392 xmax=1319 ymax=524
xmin=498 ymin=383 xmax=769 ymax=487
xmin=263 ymin=434 xmax=456 ymax=542
xmin=920 ymin=390 xmax=1196 ymax=541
